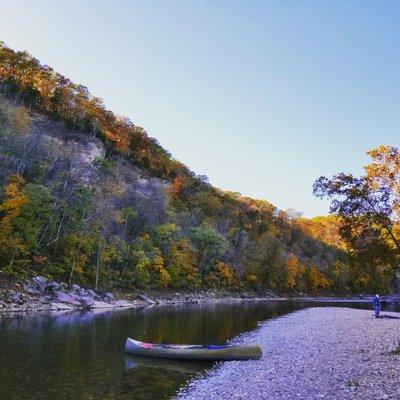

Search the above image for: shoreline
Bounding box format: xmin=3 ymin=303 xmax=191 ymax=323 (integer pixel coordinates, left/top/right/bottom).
xmin=0 ymin=275 xmax=395 ymax=315
xmin=176 ymin=307 xmax=400 ymax=400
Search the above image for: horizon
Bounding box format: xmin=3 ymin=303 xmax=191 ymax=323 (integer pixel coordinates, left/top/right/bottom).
xmin=2 ymin=1 xmax=400 ymax=216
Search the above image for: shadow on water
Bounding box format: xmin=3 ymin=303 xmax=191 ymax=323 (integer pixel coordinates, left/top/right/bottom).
xmin=0 ymin=300 xmax=398 ymax=400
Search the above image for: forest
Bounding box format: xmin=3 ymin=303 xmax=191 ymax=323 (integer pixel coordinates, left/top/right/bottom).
xmin=0 ymin=41 xmax=398 ymax=295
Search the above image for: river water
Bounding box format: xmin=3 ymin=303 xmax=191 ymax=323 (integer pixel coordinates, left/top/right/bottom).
xmin=0 ymin=300 xmax=398 ymax=400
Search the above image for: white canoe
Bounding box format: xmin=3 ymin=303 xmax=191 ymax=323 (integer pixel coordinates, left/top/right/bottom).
xmin=125 ymin=338 xmax=262 ymax=361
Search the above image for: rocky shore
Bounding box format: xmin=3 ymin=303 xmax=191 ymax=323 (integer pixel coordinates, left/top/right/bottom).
xmin=0 ymin=276 xmax=284 ymax=313
xmin=177 ymin=307 xmax=400 ymax=400
xmin=1 ymin=275 xmax=397 ymax=314
xmin=0 ymin=276 xmax=143 ymax=312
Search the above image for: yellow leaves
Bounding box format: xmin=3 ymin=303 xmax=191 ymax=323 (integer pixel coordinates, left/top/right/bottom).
xmin=215 ymin=262 xmax=235 ymax=286
xmin=245 ymin=274 xmax=259 ymax=285
xmin=309 ymin=265 xmax=331 ymax=290
xmin=134 ymin=252 xmax=152 ymax=286
xmin=364 ymin=145 xmax=400 ymax=226
xmin=0 ymin=175 xmax=27 ymax=233
xmin=197 ymin=192 xmax=223 ymax=216
xmin=134 ymin=249 xmax=171 ymax=289
xmin=60 ymin=233 xmax=94 ymax=279
xmin=140 ymin=233 xmax=151 ymax=241
xmin=285 ymin=254 xmax=299 ymax=289
xmin=355 ymin=273 xmax=371 ymax=289
xmin=170 ymin=239 xmax=197 ymax=265
xmin=156 ymin=223 xmax=178 ymax=240
xmin=0 ymin=178 xmax=56 ymax=272
xmin=203 ymin=272 xmax=219 ymax=287
xmin=168 ymin=239 xmax=199 ymax=288
xmin=297 ymin=215 xmax=344 ymax=249
xmin=170 ymin=175 xmax=186 ymax=198
xmin=152 ymin=249 xmax=170 ymax=288
xmin=365 ymin=145 xmax=400 ymax=188
xmin=100 ymin=243 xmax=120 ymax=265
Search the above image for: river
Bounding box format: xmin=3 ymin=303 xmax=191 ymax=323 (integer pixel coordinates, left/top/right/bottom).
xmin=1 ymin=300 xmax=398 ymax=400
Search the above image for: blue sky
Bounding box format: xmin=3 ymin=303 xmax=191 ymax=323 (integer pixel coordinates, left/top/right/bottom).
xmin=1 ymin=1 xmax=399 ymax=216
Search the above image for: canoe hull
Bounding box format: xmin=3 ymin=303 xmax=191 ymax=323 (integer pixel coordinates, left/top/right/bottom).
xmin=125 ymin=338 xmax=262 ymax=361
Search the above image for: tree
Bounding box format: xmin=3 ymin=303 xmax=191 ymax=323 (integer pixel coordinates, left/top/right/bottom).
xmin=151 ymin=248 xmax=170 ymax=288
xmin=14 ymin=184 xmax=55 ymax=253
xmin=0 ymin=175 xmax=29 ymax=273
xmin=167 ymin=239 xmax=200 ymax=288
xmin=285 ymin=254 xmax=300 ymax=290
xmin=215 ymin=262 xmax=235 ymax=287
xmin=60 ymin=232 xmax=94 ymax=285
xmin=153 ymin=223 xmax=179 ymax=258
xmin=314 ymin=173 xmax=400 ymax=255
xmin=243 ymin=232 xmax=284 ymax=290
xmin=308 ymin=264 xmax=331 ymax=292
xmin=190 ymin=223 xmax=228 ymax=275
xmin=0 ymin=41 xmax=357 ymax=294
xmin=313 ymin=145 xmax=400 ymax=290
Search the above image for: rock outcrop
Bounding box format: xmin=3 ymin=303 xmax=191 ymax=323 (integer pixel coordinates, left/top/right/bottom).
xmin=0 ymin=276 xmax=141 ymax=313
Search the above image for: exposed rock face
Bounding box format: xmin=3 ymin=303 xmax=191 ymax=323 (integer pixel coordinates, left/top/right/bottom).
xmin=31 ymin=116 xmax=171 ymax=217
xmin=41 ymin=135 xmax=106 ymax=185
xmin=30 ymin=117 xmax=107 ymax=185
xmin=134 ymin=178 xmax=169 ymax=198
xmin=1 ymin=276 xmax=137 ymax=313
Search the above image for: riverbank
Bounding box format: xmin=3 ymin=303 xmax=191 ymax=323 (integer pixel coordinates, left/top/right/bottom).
xmin=0 ymin=275 xmax=396 ymax=314
xmin=176 ymin=307 xmax=400 ymax=400
xmin=0 ymin=275 xmax=285 ymax=313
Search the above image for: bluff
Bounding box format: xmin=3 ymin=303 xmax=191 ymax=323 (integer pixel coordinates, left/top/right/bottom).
xmin=0 ymin=42 xmax=359 ymax=295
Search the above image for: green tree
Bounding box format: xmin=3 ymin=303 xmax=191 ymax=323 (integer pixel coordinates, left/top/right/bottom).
xmin=190 ymin=223 xmax=228 ymax=276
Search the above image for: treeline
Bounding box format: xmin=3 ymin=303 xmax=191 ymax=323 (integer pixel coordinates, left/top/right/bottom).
xmin=0 ymin=42 xmax=392 ymax=294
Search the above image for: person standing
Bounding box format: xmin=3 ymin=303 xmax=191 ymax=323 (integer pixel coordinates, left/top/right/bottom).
xmin=373 ymin=294 xmax=381 ymax=318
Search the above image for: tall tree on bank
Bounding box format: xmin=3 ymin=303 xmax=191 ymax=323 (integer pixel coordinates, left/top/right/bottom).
xmin=313 ymin=145 xmax=400 ymax=291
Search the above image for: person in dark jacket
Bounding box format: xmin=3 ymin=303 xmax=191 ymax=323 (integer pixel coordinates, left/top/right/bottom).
xmin=373 ymin=294 xmax=381 ymax=318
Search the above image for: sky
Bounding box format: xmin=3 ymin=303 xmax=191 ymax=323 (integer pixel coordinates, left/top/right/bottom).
xmin=1 ymin=0 xmax=400 ymax=216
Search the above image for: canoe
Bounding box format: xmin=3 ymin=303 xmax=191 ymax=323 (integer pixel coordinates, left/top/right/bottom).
xmin=125 ymin=338 xmax=262 ymax=361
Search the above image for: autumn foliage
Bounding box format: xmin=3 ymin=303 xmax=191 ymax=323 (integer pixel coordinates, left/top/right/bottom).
xmin=1 ymin=42 xmax=392 ymax=295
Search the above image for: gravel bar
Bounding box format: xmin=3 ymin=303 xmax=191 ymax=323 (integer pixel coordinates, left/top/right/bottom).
xmin=176 ymin=307 xmax=400 ymax=400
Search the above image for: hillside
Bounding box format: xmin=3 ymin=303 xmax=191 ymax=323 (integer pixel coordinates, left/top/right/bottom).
xmin=0 ymin=42 xmax=378 ymax=295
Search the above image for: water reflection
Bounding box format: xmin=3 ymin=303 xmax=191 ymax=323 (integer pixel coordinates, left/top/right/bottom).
xmin=125 ymin=355 xmax=211 ymax=374
xmin=0 ymin=300 xmax=398 ymax=400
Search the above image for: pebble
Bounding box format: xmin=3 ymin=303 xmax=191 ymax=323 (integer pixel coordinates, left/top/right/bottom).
xmin=176 ymin=308 xmax=400 ymax=400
